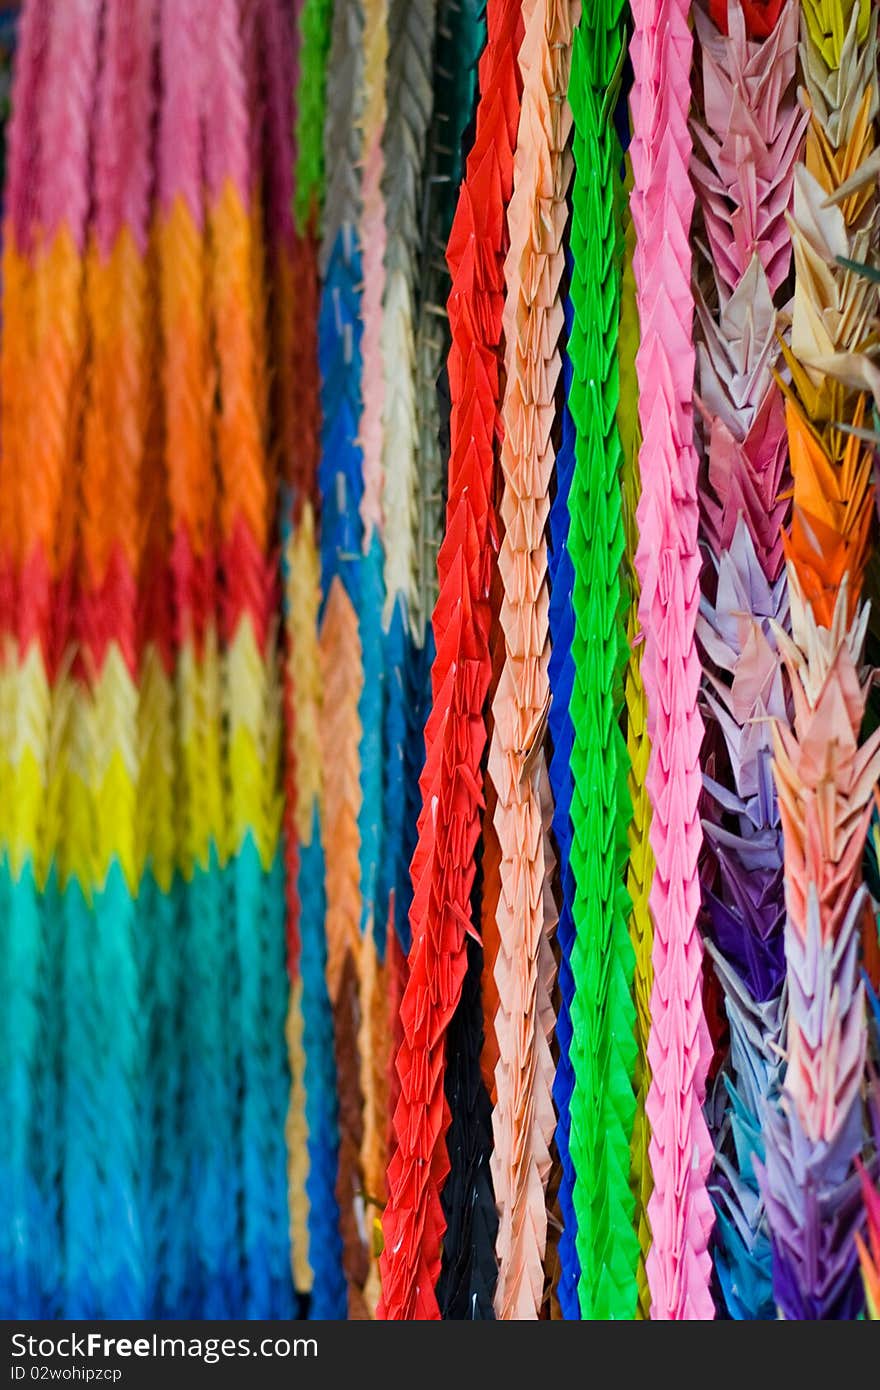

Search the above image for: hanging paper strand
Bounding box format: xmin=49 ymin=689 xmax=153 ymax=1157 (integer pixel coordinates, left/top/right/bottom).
xmin=202 ymin=0 xmax=291 ymax=1318
xmin=76 ymin=0 xmax=159 ymax=1318
xmin=358 ymin=0 xmax=388 ymax=557
xmin=0 ymin=0 xmax=72 ymax=1319
xmin=758 ymin=0 xmax=880 ymax=1321
xmin=318 ymin=579 xmax=368 ymax=1318
xmin=412 ymin=0 xmax=487 ymax=642
xmin=2 ymin=0 xmax=51 ymax=1316
xmin=377 ymin=16 xmax=440 ymax=1197
xmin=122 ymin=0 xmax=180 ymax=1318
xmin=380 ymin=0 xmax=435 ymax=642
xmin=262 ymin=0 xmax=300 ymax=510
xmin=548 ymin=276 xmax=578 ymax=1320
xmin=41 ymin=0 xmax=104 ymax=1319
xmin=138 ymin=194 xmax=184 ymax=1318
xmin=257 ymin=0 xmax=312 ymax=1304
xmin=134 ymin=1 xmax=185 ymax=1320
xmin=288 ymin=0 xmax=345 ymax=1320
xmin=377 ymin=3 xmax=440 ymax=934
xmin=476 ymin=236 xmax=505 ymax=1136
xmin=565 ymin=0 xmax=639 ymax=1320
xmin=435 ymin=926 xmax=499 ymax=1319
xmin=286 ymin=508 xmax=347 ymax=1318
xmin=318 ymin=0 xmax=371 ymax=1319
xmin=488 ymin=0 xmax=574 ymax=1320
xmin=375 ymin=1 xmax=444 ymax=1285
xmin=355 ymin=0 xmax=388 ymax=950
xmin=0 ymin=0 xmax=40 ymax=1312
xmin=379 ymin=0 xmax=522 ymax=1320
xmin=618 ymin=188 xmax=654 ymax=1321
xmin=291 ymin=0 xmax=332 ymax=508
xmin=139 ymin=480 xmax=185 ymax=1311
xmin=407 ymin=15 xmax=493 ymax=1198
xmin=437 ymin=377 xmax=499 ymax=1319
xmin=690 ymin=0 xmax=805 ymax=1321
xmin=378 ymin=0 xmax=437 ymax=955
xmin=0 ymin=0 xmax=40 ymax=1316
xmin=354 ymin=0 xmax=391 ymax=1317
xmin=13 ymin=0 xmax=66 ymax=1311
xmin=159 ymin=0 xmax=242 ymax=1318
xmin=296 ymin=0 xmax=334 ymax=233
xmin=630 ymin=0 xmax=716 ymax=1319
xmin=439 ymin=396 xmax=501 ymax=1313
xmin=408 ymin=11 xmax=503 ymax=1205
xmin=284 ymin=971 xmax=310 ymax=1308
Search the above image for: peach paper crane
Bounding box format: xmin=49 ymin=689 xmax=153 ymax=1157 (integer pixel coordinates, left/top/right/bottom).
xmin=487 ymin=0 xmax=576 ymax=1321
